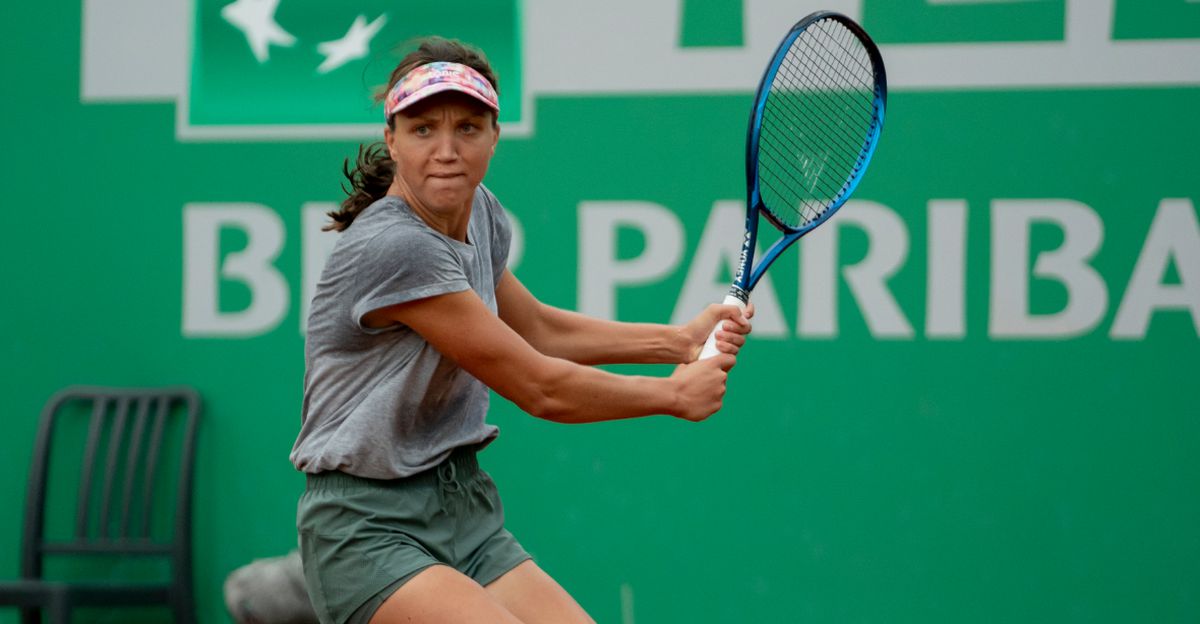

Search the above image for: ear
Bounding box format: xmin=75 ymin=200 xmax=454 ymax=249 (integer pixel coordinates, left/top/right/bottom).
xmin=490 ymin=122 xmax=500 ymax=155
xmin=383 ymin=125 xmax=397 ymax=160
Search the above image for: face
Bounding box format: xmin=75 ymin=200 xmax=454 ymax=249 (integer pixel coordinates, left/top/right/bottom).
xmin=384 ymin=93 xmax=499 ymax=219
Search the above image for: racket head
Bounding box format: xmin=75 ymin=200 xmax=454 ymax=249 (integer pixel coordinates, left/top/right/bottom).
xmin=736 ymin=12 xmax=887 ymax=293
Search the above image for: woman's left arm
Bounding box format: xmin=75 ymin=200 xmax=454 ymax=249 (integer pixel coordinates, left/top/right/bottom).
xmin=496 ymin=269 xmax=752 ymax=365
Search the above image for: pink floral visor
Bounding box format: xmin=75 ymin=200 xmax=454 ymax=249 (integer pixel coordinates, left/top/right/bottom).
xmin=384 ymin=62 xmax=500 ymax=119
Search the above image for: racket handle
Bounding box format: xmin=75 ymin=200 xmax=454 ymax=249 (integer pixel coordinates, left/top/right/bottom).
xmin=698 ymin=294 xmax=748 ymax=360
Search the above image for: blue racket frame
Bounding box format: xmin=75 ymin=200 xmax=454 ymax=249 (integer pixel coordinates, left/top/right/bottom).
xmin=731 ymin=11 xmax=888 ymax=300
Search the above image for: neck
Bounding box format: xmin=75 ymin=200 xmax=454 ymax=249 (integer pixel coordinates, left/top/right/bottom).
xmin=387 ymin=181 xmax=472 ymax=242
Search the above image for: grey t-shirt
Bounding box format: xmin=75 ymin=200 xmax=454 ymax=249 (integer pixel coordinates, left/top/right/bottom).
xmin=290 ymin=188 xmax=511 ymax=479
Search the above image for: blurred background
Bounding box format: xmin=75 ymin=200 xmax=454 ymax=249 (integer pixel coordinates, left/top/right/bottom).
xmin=1 ymin=0 xmax=1197 ymax=622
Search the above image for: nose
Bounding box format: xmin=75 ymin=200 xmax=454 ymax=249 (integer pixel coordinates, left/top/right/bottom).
xmin=432 ymin=131 xmax=458 ymax=162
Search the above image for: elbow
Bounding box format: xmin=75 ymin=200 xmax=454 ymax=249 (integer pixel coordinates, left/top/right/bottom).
xmin=479 ymin=349 xmax=577 ymax=422
xmin=520 ymin=388 xmax=573 ymax=423
xmin=513 ymin=362 xmax=576 ymax=423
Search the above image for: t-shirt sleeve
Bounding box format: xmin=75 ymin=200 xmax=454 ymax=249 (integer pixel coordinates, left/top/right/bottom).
xmin=480 ymin=185 xmax=513 ymax=283
xmin=349 ymin=224 xmax=470 ymax=331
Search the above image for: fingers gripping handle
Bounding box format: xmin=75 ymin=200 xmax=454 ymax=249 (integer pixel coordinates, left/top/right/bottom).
xmin=698 ymin=294 xmax=748 ymax=360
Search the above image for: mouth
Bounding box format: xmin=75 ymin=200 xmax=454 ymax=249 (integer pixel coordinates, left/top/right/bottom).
xmin=429 ymin=173 xmax=465 ymax=180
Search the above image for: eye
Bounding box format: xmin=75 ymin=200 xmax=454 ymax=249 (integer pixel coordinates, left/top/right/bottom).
xmin=413 ymin=125 xmax=432 ymax=137
xmin=459 ymin=122 xmax=479 ymax=135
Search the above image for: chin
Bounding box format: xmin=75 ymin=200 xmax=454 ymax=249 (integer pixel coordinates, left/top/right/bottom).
xmin=424 ymin=191 xmax=473 ymax=212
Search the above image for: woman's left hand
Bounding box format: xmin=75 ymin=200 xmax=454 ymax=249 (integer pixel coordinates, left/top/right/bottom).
xmin=677 ymin=301 xmax=755 ymax=362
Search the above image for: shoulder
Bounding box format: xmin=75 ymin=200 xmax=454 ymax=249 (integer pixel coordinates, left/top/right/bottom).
xmin=475 ymin=184 xmax=505 ymax=215
xmin=477 ymin=184 xmax=499 ymax=205
xmin=475 ymin=185 xmax=511 ymax=231
xmin=350 ymin=198 xmax=457 ymax=263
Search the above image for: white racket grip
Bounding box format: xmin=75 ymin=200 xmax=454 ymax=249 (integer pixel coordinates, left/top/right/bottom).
xmin=698 ymin=294 xmax=748 ymax=360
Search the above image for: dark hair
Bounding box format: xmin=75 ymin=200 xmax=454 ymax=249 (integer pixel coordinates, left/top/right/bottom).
xmin=325 ymin=37 xmax=500 ymax=232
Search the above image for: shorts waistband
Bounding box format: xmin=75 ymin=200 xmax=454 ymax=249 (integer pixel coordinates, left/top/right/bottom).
xmin=306 ymin=445 xmax=481 ymax=491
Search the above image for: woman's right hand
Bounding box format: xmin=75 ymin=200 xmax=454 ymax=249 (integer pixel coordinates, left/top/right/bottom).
xmin=669 ymin=352 xmax=737 ymax=422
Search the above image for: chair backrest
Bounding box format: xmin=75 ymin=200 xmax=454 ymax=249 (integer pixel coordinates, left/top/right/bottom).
xmin=19 ymin=386 xmax=202 ymax=581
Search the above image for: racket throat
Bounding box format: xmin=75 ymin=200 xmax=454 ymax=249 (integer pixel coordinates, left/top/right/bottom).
xmin=732 ymin=215 xmax=759 ymax=300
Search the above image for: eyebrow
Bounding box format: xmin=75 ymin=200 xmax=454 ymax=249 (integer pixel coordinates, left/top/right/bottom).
xmin=405 ymin=109 xmax=489 ymax=124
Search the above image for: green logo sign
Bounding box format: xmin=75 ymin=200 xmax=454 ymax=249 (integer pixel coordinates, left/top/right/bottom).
xmin=185 ymin=0 xmax=522 ymax=138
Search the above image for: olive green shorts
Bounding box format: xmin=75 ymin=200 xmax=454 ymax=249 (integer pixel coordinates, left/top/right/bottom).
xmin=296 ymin=447 xmax=532 ymax=624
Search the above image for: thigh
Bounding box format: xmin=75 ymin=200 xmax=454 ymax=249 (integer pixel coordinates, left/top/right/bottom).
xmin=298 ymin=474 xmax=444 ymax=623
xmin=484 ymin=560 xmax=595 ymax=624
xmin=369 ymin=564 xmax=525 ymax=624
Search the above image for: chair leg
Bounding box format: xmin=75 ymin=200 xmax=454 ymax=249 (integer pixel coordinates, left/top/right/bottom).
xmin=172 ymin=589 xmax=196 ymax=624
xmin=46 ymin=596 xmax=70 ymax=624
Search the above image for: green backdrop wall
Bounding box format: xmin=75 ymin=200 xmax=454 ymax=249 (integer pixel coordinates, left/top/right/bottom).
xmin=2 ymin=1 xmax=1197 ymax=622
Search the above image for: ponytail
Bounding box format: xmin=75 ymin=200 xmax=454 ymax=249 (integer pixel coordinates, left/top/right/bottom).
xmin=326 ymin=143 xmax=394 ymax=232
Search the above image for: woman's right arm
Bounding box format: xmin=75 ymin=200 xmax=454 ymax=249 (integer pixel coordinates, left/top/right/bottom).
xmin=362 ymin=290 xmax=737 ymax=424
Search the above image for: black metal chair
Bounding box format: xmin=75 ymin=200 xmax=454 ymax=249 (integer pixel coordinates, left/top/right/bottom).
xmin=0 ymin=386 xmax=201 ymax=624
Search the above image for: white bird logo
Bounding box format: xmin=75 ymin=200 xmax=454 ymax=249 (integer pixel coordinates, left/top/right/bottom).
xmin=221 ymin=0 xmax=296 ymax=63
xmin=317 ymin=14 xmax=389 ymax=74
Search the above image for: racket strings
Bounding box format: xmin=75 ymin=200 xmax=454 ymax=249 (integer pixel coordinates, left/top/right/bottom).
xmin=795 ymin=22 xmax=876 ymax=119
xmin=758 ymin=99 xmax=862 ymax=223
xmin=769 ymin=27 xmax=875 ymax=179
xmin=756 ymin=17 xmax=882 ymax=229
xmin=771 ymin=56 xmax=874 ymax=198
xmin=758 ymin=115 xmax=853 ymax=222
xmin=793 ymin=25 xmax=874 ymax=105
xmin=773 ymin=32 xmax=875 ymax=200
xmin=781 ymin=33 xmax=873 ymax=132
xmin=816 ymin=19 xmax=876 ymax=82
xmin=762 ymin=75 xmax=867 ymax=175
xmin=758 ymin=113 xmax=851 ymax=212
xmin=770 ymin=61 xmax=869 ymax=148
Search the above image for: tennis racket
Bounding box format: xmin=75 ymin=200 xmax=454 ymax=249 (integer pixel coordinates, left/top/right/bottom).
xmin=699 ymin=11 xmax=887 ymax=359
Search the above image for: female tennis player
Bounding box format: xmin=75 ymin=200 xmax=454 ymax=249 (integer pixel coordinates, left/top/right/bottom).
xmin=289 ymin=37 xmax=752 ymax=624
